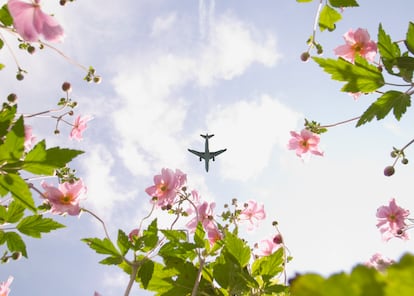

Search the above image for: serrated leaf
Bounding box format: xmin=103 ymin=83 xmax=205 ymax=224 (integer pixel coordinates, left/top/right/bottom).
xmin=318 ymin=5 xmax=341 ymax=32
xmin=223 ymin=232 xmax=251 ymax=268
xmin=4 ymin=200 xmax=25 ymax=223
xmin=0 ymin=104 xmax=16 ymax=140
xmin=313 ymin=56 xmax=385 ymax=92
xmin=82 ymin=237 xmax=121 ymax=257
xmin=117 ymin=229 xmax=131 ymax=256
xmin=405 ymin=22 xmax=414 ymax=55
xmin=23 ymin=140 xmax=84 ymax=175
xmin=138 ymin=259 xmax=155 ymax=289
xmin=0 ymin=116 xmax=25 ymax=163
xmin=99 ymin=255 xmax=123 ymax=265
xmin=17 ymin=215 xmax=65 ymax=238
xmin=0 ymin=4 xmax=12 ymax=26
xmin=378 ymin=24 xmax=401 ymax=75
xmin=0 ymin=174 xmax=36 ymax=212
xmin=357 ymin=91 xmax=411 ymax=126
xmin=4 ymin=231 xmax=27 ymax=257
xmin=252 ymin=247 xmax=284 ymax=279
xmin=328 ymin=0 xmax=359 ymax=7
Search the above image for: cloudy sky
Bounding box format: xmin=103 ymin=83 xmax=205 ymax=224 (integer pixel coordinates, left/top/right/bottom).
xmin=1 ymin=0 xmax=414 ymax=295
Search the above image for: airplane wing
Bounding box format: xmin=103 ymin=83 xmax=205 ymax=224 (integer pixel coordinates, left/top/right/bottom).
xmin=211 ymin=149 xmax=227 ymax=158
xmin=188 ymin=149 xmax=206 ymax=158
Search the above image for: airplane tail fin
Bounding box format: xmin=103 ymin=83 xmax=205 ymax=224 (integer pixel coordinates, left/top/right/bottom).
xmin=201 ymin=134 xmax=214 ymax=139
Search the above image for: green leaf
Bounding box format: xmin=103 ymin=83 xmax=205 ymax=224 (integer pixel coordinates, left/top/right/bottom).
xmin=395 ymin=56 xmax=414 ymax=82
xmin=0 ymin=104 xmax=16 ymax=140
xmin=82 ymin=237 xmax=121 ymax=257
xmin=328 ymin=0 xmax=359 ymax=7
xmin=0 ymin=5 xmax=12 ymax=26
xmin=251 ymin=247 xmax=284 ymax=280
xmin=99 ymin=256 xmax=123 ymax=265
xmin=0 ymin=174 xmax=36 ymax=212
xmin=23 ymin=140 xmax=84 ymax=175
xmin=4 ymin=200 xmax=25 ymax=223
xmin=0 ymin=38 xmax=3 ymax=50
xmin=313 ymin=56 xmax=385 ymax=93
xmin=318 ymin=5 xmax=342 ymax=32
xmin=17 ymin=215 xmax=65 ymax=238
xmin=4 ymin=231 xmax=27 ymax=258
xmin=0 ymin=63 xmax=4 ymax=70
xmin=117 ymin=229 xmax=131 ymax=256
xmin=0 ymin=116 xmax=25 ymax=164
xmin=378 ymin=23 xmax=401 ymax=75
xmin=405 ymin=22 xmax=414 ymax=55
xmin=138 ymin=259 xmax=155 ymax=289
xmin=194 ymin=222 xmax=206 ymax=248
xmin=357 ymin=91 xmax=411 ymax=126
xmin=223 ymin=232 xmax=251 ymax=268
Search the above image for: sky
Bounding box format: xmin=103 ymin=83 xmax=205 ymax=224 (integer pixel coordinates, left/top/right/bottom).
xmin=1 ymin=0 xmax=414 ymax=295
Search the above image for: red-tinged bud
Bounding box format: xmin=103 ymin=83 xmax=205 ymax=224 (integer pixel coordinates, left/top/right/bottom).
xmin=62 ymin=82 xmax=72 ymax=92
xmin=273 ymin=234 xmax=283 ymax=245
xmin=300 ymin=52 xmax=310 ymax=62
xmin=60 ymin=0 xmax=67 ymax=5
xmin=68 ymin=110 xmax=74 ymax=116
xmin=383 ymin=166 xmax=395 ymax=176
xmin=11 ymin=252 xmax=22 ymax=261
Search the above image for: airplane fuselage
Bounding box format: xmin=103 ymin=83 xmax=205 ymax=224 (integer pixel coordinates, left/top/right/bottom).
xmin=188 ymin=134 xmax=226 ymax=172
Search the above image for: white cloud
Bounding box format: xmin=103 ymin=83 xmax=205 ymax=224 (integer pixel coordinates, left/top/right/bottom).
xmin=206 ymin=94 xmax=301 ymax=181
xmin=151 ymin=12 xmax=178 ymax=36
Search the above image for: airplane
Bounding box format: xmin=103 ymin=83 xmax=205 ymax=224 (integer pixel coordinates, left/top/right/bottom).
xmin=188 ymin=134 xmax=227 ymax=172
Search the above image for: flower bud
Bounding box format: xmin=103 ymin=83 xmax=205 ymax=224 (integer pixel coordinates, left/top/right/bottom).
xmin=273 ymin=234 xmax=283 ymax=245
xmin=93 ymin=76 xmax=102 ymax=84
xmin=54 ymin=129 xmax=60 ymax=135
xmin=62 ymin=82 xmax=72 ymax=92
xmin=60 ymin=0 xmax=67 ymax=5
xmin=7 ymin=93 xmax=17 ymax=103
xmin=383 ymin=166 xmax=395 ymax=177
xmin=401 ymin=158 xmax=409 ymax=165
xmin=16 ymin=73 xmax=24 ymax=81
xmin=11 ymin=252 xmax=22 ymax=261
xmin=300 ymin=52 xmax=310 ymax=62
xmin=390 ymin=151 xmax=397 ymax=158
xmin=27 ymin=46 xmax=35 ymax=54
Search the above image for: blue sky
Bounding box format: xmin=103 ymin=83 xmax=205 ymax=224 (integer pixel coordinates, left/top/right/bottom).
xmin=1 ymin=0 xmax=414 ymax=295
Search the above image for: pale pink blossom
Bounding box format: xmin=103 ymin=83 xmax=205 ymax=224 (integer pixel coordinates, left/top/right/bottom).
xmin=145 ymin=168 xmax=187 ymax=208
xmin=334 ymin=28 xmax=377 ymax=63
xmin=0 ymin=276 xmax=13 ymax=296
xmin=255 ymin=235 xmax=282 ymax=257
xmin=186 ymin=190 xmax=201 ymax=215
xmin=239 ymin=200 xmax=266 ymax=230
xmin=376 ymin=198 xmax=410 ymax=241
xmin=349 ymin=92 xmax=362 ymax=100
xmin=186 ymin=201 xmax=217 ymax=232
xmin=365 ymin=253 xmax=394 ymax=272
xmin=207 ymin=225 xmax=222 ymax=245
xmin=41 ymin=179 xmax=86 ymax=216
xmin=24 ymin=124 xmax=36 ymax=150
xmin=8 ymin=0 xmax=64 ymax=42
xmin=70 ymin=115 xmax=92 ymax=141
xmin=93 ymin=292 xmax=102 ymax=296
xmin=288 ymin=129 xmax=324 ymax=158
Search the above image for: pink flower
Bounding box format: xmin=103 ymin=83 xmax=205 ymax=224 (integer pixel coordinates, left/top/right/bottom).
xmin=365 ymin=253 xmax=394 ymax=272
xmin=334 ymin=28 xmax=377 ymax=63
xmin=288 ymin=129 xmax=324 ymax=158
xmin=145 ymin=168 xmax=187 ymax=208
xmin=376 ymin=198 xmax=410 ymax=241
xmin=70 ymin=115 xmax=93 ymax=141
xmin=207 ymin=225 xmax=222 ymax=245
xmin=41 ymin=179 xmax=87 ymax=216
xmin=8 ymin=0 xmax=64 ymax=42
xmin=238 ymin=200 xmax=266 ymax=230
xmin=186 ymin=190 xmax=201 ymax=215
xmin=0 ymin=276 xmax=13 ymax=296
xmin=349 ymin=92 xmax=362 ymax=100
xmin=24 ymin=124 xmax=36 ymax=150
xmin=255 ymin=235 xmax=282 ymax=257
xmin=94 ymin=292 xmax=102 ymax=296
xmin=186 ymin=201 xmax=217 ymax=232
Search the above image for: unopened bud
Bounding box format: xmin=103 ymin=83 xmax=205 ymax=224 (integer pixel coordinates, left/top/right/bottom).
xmin=300 ymin=52 xmax=310 ymax=62
xmin=93 ymin=76 xmax=102 ymax=84
xmin=54 ymin=129 xmax=60 ymax=135
xmin=11 ymin=252 xmax=21 ymax=261
xmin=7 ymin=93 xmax=17 ymax=103
xmin=62 ymin=82 xmax=72 ymax=92
xmin=16 ymin=73 xmax=24 ymax=81
xmin=68 ymin=110 xmax=74 ymax=116
xmin=401 ymin=158 xmax=409 ymax=165
xmin=273 ymin=234 xmax=283 ymax=245
xmin=27 ymin=46 xmax=35 ymax=54
xmin=60 ymin=0 xmax=67 ymax=5
xmin=390 ymin=151 xmax=398 ymax=158
xmin=383 ymin=166 xmax=395 ymax=177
